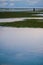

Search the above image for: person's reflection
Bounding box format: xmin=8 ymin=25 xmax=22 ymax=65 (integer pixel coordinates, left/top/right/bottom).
xmin=0 ymin=27 xmax=4 ymax=44
xmin=0 ymin=27 xmax=3 ymax=35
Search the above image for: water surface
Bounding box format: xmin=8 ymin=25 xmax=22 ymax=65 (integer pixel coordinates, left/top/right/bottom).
xmin=0 ymin=17 xmax=43 ymax=22
xmin=0 ymin=27 xmax=43 ymax=65
xmin=37 ymin=14 xmax=43 ymax=16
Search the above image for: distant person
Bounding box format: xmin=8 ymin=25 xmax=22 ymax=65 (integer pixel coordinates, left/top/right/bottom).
xmin=33 ymin=8 xmax=35 ymax=12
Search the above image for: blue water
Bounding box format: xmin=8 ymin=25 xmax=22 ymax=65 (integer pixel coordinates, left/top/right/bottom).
xmin=0 ymin=27 xmax=43 ymax=65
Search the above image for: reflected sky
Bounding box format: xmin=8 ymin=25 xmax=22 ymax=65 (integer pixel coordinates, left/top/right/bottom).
xmin=0 ymin=27 xmax=43 ymax=65
xmin=37 ymin=14 xmax=43 ymax=16
xmin=0 ymin=18 xmax=25 ymax=22
xmin=0 ymin=17 xmax=43 ymax=22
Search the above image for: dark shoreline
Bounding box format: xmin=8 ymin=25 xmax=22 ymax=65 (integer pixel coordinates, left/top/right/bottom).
xmin=0 ymin=19 xmax=43 ymax=28
xmin=0 ymin=12 xmax=43 ymax=18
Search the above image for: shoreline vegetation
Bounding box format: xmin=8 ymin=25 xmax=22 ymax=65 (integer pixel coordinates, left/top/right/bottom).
xmin=0 ymin=11 xmax=43 ymax=28
xmin=0 ymin=12 xmax=43 ymax=18
xmin=0 ymin=19 xmax=43 ymax=28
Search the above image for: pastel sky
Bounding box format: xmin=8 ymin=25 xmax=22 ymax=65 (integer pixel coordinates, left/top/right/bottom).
xmin=0 ymin=0 xmax=43 ymax=8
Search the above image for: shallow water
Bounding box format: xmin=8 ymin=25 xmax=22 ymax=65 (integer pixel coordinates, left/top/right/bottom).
xmin=37 ymin=14 xmax=43 ymax=16
xmin=33 ymin=14 xmax=43 ymax=16
xmin=0 ymin=17 xmax=43 ymax=23
xmin=0 ymin=27 xmax=43 ymax=65
xmin=0 ymin=18 xmax=25 ymax=22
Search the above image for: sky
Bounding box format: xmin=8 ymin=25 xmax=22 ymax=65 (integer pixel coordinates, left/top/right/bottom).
xmin=0 ymin=0 xmax=43 ymax=8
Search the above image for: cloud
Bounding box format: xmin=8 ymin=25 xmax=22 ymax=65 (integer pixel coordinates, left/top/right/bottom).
xmin=1 ymin=0 xmax=6 ymax=1
xmin=9 ymin=0 xmax=22 ymax=2
xmin=25 ymin=0 xmax=41 ymax=5
xmin=10 ymin=3 xmax=15 ymax=6
xmin=11 ymin=0 xmax=42 ymax=5
xmin=2 ymin=2 xmax=8 ymax=6
xmin=0 ymin=0 xmax=43 ymax=7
